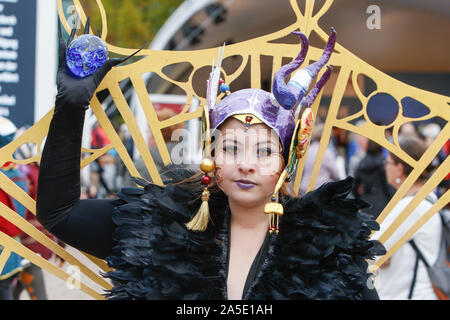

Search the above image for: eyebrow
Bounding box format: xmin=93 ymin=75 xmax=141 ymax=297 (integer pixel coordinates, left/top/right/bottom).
xmin=256 ymin=140 xmax=278 ymax=147
xmin=223 ymin=138 xmax=241 ymax=145
xmin=222 ymin=138 xmax=278 ymax=148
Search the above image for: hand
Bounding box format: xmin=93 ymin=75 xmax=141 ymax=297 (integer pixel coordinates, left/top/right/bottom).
xmin=55 ymin=17 xmax=142 ymax=110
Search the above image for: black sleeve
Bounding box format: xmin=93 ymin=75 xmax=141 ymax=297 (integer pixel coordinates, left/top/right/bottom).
xmin=50 ymin=199 xmax=116 ymax=259
xmin=36 ymin=103 xmax=116 ymax=259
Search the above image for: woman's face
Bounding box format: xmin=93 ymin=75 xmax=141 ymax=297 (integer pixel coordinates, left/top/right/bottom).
xmin=213 ymin=117 xmax=285 ymax=208
xmin=384 ymin=154 xmax=404 ymax=186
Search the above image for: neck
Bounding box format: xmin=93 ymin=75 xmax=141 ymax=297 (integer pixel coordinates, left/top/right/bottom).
xmin=405 ymin=182 xmax=423 ymax=197
xmin=228 ymin=200 xmax=269 ymax=230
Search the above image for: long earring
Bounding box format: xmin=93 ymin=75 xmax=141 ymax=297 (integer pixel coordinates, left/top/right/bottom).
xmin=186 ymin=45 xmax=225 ymax=232
xmin=185 ymin=158 xmax=215 ymax=232
xmin=267 ymin=165 xmax=286 ymax=235
xmin=264 ymin=107 xmax=315 ymax=235
xmin=265 ymin=170 xmax=289 ymax=235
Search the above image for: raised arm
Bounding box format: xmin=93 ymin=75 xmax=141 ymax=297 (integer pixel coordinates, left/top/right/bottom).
xmin=36 ymin=20 xmax=130 ymax=259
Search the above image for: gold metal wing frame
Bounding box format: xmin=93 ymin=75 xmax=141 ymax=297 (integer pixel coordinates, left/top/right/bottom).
xmin=0 ymin=0 xmax=448 ymax=298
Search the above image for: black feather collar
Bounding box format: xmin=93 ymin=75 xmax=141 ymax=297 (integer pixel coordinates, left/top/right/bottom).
xmin=104 ymin=173 xmax=385 ymax=300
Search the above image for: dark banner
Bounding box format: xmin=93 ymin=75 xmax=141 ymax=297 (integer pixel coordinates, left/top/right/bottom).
xmin=0 ymin=0 xmax=37 ymax=128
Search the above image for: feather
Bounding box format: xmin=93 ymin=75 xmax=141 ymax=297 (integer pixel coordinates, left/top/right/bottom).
xmin=103 ymin=165 xmax=385 ymax=300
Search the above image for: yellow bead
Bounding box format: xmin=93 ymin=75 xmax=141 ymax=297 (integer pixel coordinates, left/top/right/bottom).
xmin=200 ymin=158 xmax=215 ymax=173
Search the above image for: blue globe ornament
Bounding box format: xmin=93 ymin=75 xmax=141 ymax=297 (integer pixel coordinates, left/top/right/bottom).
xmin=66 ymin=34 xmax=108 ymax=78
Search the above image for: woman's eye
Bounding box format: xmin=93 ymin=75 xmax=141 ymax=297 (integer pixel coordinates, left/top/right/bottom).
xmin=257 ymin=148 xmax=272 ymax=157
xmin=223 ymin=146 xmax=238 ymax=154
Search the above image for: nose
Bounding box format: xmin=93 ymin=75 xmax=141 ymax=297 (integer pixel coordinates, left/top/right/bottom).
xmin=237 ymin=152 xmax=255 ymax=175
xmin=237 ymin=161 xmax=255 ymax=175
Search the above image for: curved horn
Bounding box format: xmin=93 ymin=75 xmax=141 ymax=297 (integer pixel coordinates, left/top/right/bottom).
xmin=272 ymin=31 xmax=309 ymax=110
xmin=303 ymin=27 xmax=336 ymax=77
xmin=272 ymin=28 xmax=337 ymax=111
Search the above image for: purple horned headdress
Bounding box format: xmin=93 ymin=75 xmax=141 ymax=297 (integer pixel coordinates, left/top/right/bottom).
xmin=208 ymin=28 xmax=336 ymax=152
xmin=188 ymin=29 xmax=336 ymax=232
xmin=210 ymin=88 xmax=295 ymax=150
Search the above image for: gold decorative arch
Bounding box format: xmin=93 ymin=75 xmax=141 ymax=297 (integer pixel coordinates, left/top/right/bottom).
xmin=0 ymin=0 xmax=448 ymax=299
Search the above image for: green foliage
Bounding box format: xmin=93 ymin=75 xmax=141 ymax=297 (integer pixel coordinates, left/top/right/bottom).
xmin=82 ymin=0 xmax=183 ymax=49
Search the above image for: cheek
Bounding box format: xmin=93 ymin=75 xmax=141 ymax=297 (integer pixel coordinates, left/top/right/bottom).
xmin=214 ymin=165 xmax=236 ymax=198
xmin=257 ymin=154 xmax=284 ymax=178
xmin=256 ymin=156 xmax=284 ymax=194
xmin=214 ymin=155 xmax=233 ymax=189
xmin=262 ymin=168 xmax=282 ymax=194
xmin=385 ymin=166 xmax=396 ymax=184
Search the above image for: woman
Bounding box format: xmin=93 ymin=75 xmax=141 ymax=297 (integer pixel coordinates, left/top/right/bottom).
xmin=372 ymin=136 xmax=442 ymax=300
xmin=36 ymin=21 xmax=384 ymax=300
xmin=352 ymin=140 xmax=394 ymax=219
xmin=299 ymin=122 xmax=340 ymax=196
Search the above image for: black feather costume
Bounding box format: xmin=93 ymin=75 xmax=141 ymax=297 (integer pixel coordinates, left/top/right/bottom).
xmin=103 ymin=168 xmax=385 ymax=300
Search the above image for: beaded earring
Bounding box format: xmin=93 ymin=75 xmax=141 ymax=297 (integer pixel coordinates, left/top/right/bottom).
xmin=264 ymin=107 xmax=316 ymax=235
xmin=186 ymin=45 xmax=225 ymax=232
xmin=185 ymin=158 xmax=215 ymax=231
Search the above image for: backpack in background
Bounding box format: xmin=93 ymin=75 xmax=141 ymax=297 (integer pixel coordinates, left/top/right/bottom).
xmin=409 ymin=196 xmax=450 ymax=300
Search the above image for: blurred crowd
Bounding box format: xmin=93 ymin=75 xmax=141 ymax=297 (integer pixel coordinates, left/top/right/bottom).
xmin=0 ymin=109 xmax=448 ymax=300
xmin=79 ymin=108 xmax=190 ymax=200
xmin=0 ymin=117 xmax=65 ymax=300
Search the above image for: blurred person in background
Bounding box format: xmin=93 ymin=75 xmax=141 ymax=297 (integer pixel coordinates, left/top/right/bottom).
xmin=419 ymin=122 xmax=445 ymax=176
xmin=11 ymin=126 xmax=65 ymax=300
xmin=331 ymin=127 xmax=349 ymax=178
xmin=122 ymin=108 xmax=191 ymax=187
xmin=420 ymin=123 xmax=441 ymax=148
xmin=372 ymin=135 xmax=442 ymax=300
xmin=299 ymin=122 xmax=340 ymax=196
xmin=90 ymin=122 xmax=116 ymax=198
xmin=438 ymin=139 xmax=450 ymax=198
xmin=418 ymin=122 xmax=447 ymax=199
xmin=118 ymin=123 xmax=134 ymax=159
xmin=115 ymin=124 xmax=134 ymax=189
xmin=347 ymin=121 xmax=369 ymax=177
xmin=0 ymin=117 xmax=28 ymax=300
xmin=399 ymin=122 xmax=419 ymax=139
xmin=352 ymin=140 xmax=394 ymax=219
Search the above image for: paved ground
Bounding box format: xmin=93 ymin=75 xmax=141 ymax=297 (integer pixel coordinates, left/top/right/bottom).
xmin=19 ymin=245 xmax=108 ymax=300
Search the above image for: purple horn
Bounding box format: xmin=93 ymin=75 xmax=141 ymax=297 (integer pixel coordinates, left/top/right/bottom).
xmin=272 ymin=28 xmax=337 ymax=111
xmin=302 ymin=27 xmax=336 ymax=78
xmin=272 ymin=31 xmax=309 ymax=110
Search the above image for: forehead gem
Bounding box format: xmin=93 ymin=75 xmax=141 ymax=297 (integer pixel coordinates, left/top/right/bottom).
xmin=245 ymin=115 xmax=253 ymax=133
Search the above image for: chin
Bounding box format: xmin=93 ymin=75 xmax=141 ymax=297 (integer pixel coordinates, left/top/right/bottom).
xmin=227 ymin=188 xmax=267 ymax=208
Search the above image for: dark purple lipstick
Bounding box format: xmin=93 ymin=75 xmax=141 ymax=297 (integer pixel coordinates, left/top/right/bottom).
xmin=235 ymin=179 xmax=257 ymax=190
